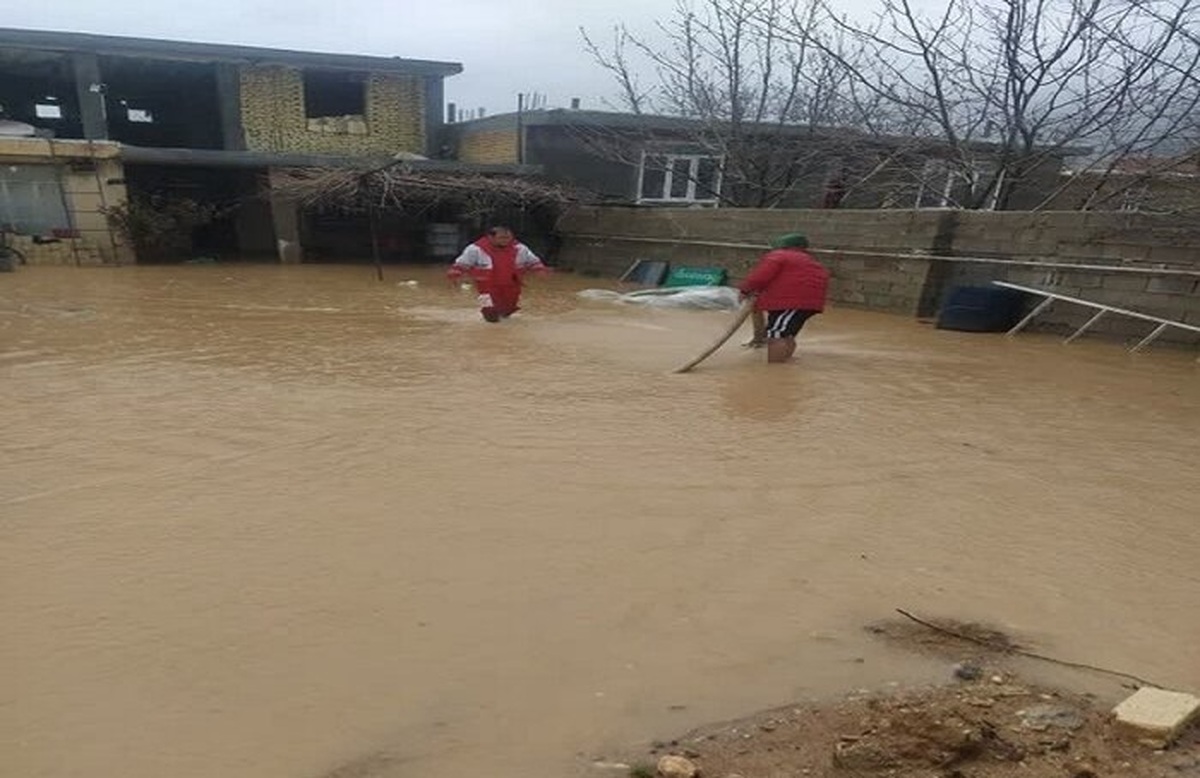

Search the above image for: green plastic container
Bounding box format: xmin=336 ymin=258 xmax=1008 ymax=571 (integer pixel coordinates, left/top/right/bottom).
xmin=661 ymin=266 xmax=728 ymax=288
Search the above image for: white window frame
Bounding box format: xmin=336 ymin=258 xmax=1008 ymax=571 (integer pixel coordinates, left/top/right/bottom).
xmin=636 ymin=152 xmax=723 ymax=205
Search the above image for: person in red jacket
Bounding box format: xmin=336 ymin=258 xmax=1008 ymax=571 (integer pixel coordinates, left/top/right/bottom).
xmin=739 ymin=233 xmax=830 ymax=363
xmin=448 ymin=226 xmax=549 ymax=322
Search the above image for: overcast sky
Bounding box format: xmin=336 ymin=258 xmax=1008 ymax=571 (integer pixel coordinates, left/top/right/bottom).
xmin=5 ymin=0 xmax=695 ymax=117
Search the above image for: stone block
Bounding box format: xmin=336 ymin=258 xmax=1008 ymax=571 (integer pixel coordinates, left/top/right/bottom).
xmin=62 ymin=177 xmax=101 ymax=196
xmin=72 ymin=212 xmax=110 ymax=233
xmin=856 ymin=269 xmax=905 ymax=284
xmin=1113 ymin=688 xmax=1200 ymax=747
xmin=1004 ymin=269 xmax=1055 ymax=287
xmin=897 ymin=259 xmax=930 ymax=273
xmin=1100 ymin=274 xmax=1150 ymax=292
xmin=865 ymin=294 xmax=900 ymax=309
xmin=1094 ymin=242 xmax=1142 ymax=261
xmin=1108 ymin=242 xmax=1154 ymax=262
xmin=1057 ymin=272 xmax=1104 ymax=289
xmin=1139 ymin=300 xmax=1198 ymax=323
xmin=857 ymin=281 xmax=894 ymax=295
xmin=657 ymin=755 xmax=698 ymax=778
xmin=1055 ymin=243 xmax=1104 ymax=262
xmin=1146 ymin=276 xmax=1198 ymax=295
xmin=1149 ymin=245 xmax=1200 ymax=267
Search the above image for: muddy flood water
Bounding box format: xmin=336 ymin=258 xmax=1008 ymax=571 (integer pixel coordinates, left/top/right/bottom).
xmin=2 ymin=265 xmax=1198 ymax=778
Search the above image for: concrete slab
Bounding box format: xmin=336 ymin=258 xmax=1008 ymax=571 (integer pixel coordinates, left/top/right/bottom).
xmin=1112 ymin=688 xmax=1200 ymax=747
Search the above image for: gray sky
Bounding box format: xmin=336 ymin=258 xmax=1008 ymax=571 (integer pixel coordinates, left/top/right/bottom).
xmin=5 ymin=0 xmax=682 ymax=116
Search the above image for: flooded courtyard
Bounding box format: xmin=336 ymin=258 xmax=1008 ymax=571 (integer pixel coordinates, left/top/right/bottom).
xmin=2 ymin=265 xmax=1198 ymax=778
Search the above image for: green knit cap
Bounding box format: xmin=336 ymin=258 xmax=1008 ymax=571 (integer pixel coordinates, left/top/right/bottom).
xmin=771 ymin=233 xmax=809 ymax=249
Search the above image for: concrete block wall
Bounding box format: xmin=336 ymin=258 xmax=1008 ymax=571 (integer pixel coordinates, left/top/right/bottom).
xmin=557 ymin=206 xmax=1200 ymax=344
xmin=559 ymin=229 xmax=929 ymax=315
xmin=456 ymin=129 xmax=519 ymax=164
xmin=827 ymin=256 xmax=931 ymax=315
xmin=558 ymin=208 xmax=966 ymax=315
xmin=558 ymin=207 xmax=1200 ymax=267
xmin=239 ymin=66 xmax=425 ymax=155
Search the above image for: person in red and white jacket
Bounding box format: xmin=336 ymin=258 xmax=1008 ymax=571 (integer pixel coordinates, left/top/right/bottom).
xmin=738 ymin=233 xmax=830 ymax=363
xmin=448 ymin=226 xmax=550 ymax=322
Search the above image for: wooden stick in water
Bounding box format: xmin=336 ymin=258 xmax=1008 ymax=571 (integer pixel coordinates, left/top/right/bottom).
xmin=674 ymin=298 xmax=755 ymax=374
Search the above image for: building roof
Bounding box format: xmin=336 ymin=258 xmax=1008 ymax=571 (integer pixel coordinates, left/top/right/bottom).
xmin=451 ymin=108 xmax=1091 ymax=157
xmin=119 ymin=145 xmax=538 ymax=175
xmin=1110 ymin=152 xmax=1199 ymax=175
xmin=452 ymin=108 xmax=722 ymax=133
xmin=0 ymin=28 xmax=462 ymax=78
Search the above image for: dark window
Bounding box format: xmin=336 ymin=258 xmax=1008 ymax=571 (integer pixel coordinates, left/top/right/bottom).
xmin=695 ymin=157 xmax=719 ymax=198
xmin=640 ymin=155 xmax=667 ymax=200
xmin=670 ymin=158 xmax=692 ymax=199
xmin=639 ymin=153 xmax=722 ymax=202
xmin=303 ymin=70 xmax=367 ymax=119
xmin=0 ymin=165 xmax=70 ymax=233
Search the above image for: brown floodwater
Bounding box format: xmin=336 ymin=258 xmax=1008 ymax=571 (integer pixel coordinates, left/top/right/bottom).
xmin=2 ymin=265 xmax=1198 ymax=778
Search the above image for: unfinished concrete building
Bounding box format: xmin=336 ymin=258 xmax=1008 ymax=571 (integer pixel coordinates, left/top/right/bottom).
xmin=0 ymin=28 xmax=475 ymax=264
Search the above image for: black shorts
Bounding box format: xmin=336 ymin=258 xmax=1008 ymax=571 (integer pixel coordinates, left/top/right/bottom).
xmin=765 ymin=309 xmax=817 ymax=339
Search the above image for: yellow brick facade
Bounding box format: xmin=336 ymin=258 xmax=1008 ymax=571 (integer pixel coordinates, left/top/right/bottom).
xmin=239 ymin=65 xmax=426 ymax=155
xmin=457 ymin=130 xmax=519 ymax=164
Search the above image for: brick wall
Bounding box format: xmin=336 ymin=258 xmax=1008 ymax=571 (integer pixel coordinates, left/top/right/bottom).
xmin=239 ymin=66 xmax=425 ymax=155
xmin=557 ymin=207 xmax=1200 ymax=345
xmin=456 ymin=129 xmax=519 ymax=164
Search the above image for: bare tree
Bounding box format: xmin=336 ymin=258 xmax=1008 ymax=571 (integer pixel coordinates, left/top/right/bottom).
xmin=581 ymin=0 xmax=1200 ymax=211
xmin=1050 ymin=146 xmax=1200 ymax=214
xmin=580 ymin=25 xmax=653 ymax=114
xmin=580 ymin=0 xmax=919 ymax=207
xmin=801 ymin=0 xmax=1200 ymax=210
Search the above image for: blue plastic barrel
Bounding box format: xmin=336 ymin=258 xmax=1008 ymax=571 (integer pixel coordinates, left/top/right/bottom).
xmin=936 ymin=285 xmax=1028 ymax=332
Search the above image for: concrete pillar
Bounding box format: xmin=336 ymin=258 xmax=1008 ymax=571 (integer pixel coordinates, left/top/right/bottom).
xmin=215 ymin=63 xmax=246 ymax=151
xmin=423 ymin=77 xmax=445 ymax=157
xmin=267 ymin=170 xmax=303 ymax=263
xmin=71 ymin=53 xmax=108 ymax=141
xmin=270 ymin=197 xmax=303 ymax=263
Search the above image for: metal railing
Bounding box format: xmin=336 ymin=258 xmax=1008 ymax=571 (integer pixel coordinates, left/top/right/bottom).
xmin=995 ymin=280 xmax=1200 ymax=355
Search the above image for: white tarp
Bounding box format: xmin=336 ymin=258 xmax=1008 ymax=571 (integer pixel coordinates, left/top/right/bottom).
xmin=578 ymin=285 xmax=741 ymax=310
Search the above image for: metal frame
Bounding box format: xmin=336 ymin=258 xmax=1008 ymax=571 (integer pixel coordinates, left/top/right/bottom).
xmin=994 ymin=280 xmax=1200 ymax=355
